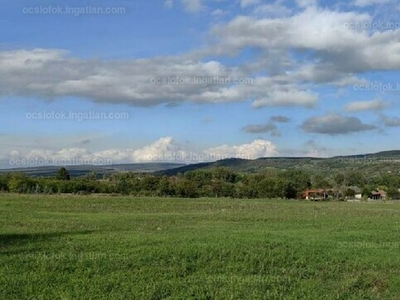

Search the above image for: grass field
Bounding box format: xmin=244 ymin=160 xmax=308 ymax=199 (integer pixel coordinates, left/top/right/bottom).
xmin=1 ymin=194 xmax=400 ymax=299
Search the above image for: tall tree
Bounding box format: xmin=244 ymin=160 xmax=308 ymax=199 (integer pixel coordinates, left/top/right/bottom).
xmin=56 ymin=167 xmax=70 ymax=181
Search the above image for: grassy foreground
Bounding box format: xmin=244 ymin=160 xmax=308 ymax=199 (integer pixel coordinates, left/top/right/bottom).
xmin=1 ymin=194 xmax=400 ymax=299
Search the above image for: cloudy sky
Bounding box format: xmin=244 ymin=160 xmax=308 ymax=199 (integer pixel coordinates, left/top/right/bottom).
xmin=1 ymin=0 xmax=400 ymax=168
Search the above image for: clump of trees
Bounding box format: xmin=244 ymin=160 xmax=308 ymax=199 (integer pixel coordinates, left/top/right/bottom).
xmin=1 ymin=166 xmax=400 ymax=200
xmin=56 ymin=167 xmax=70 ymax=181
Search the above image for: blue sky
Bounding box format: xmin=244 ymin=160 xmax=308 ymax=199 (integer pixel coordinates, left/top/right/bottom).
xmin=1 ymin=0 xmax=400 ymax=168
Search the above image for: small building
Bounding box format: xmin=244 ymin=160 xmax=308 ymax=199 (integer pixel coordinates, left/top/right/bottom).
xmin=301 ymin=189 xmax=328 ymax=200
xmin=370 ymin=190 xmax=387 ymax=200
xmin=345 ymin=186 xmax=362 ymax=200
xmin=355 ymin=193 xmax=362 ymax=200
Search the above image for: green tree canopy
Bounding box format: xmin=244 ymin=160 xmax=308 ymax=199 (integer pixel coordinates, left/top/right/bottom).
xmin=56 ymin=167 xmax=70 ymax=181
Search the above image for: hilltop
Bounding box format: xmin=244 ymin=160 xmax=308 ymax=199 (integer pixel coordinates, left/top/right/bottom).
xmin=0 ymin=163 xmax=185 ymax=178
xmin=1 ymin=150 xmax=400 ymax=178
xmin=157 ymin=150 xmax=400 ymax=176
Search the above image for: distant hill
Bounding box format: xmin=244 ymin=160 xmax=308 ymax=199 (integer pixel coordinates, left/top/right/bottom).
xmin=2 ymin=150 xmax=400 ymax=178
xmin=157 ymin=150 xmax=400 ymax=176
xmin=157 ymin=158 xmax=251 ymax=176
xmin=0 ymin=163 xmax=185 ymax=178
xmin=333 ymin=150 xmax=400 ymax=160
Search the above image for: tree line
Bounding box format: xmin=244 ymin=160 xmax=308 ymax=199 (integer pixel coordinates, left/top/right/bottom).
xmin=0 ymin=167 xmax=399 ymax=199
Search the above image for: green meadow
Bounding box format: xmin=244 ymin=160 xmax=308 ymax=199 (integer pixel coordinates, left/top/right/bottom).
xmin=1 ymin=194 xmax=400 ymax=299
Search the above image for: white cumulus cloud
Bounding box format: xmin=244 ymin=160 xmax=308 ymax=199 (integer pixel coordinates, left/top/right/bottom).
xmin=344 ymin=99 xmax=388 ymax=112
xmin=181 ymin=0 xmax=203 ymax=12
xmin=204 ymin=139 xmax=278 ymax=159
xmin=353 ymin=0 xmax=392 ymax=7
xmin=5 ymin=138 xmax=279 ymax=167
xmin=240 ymin=0 xmax=261 ymax=8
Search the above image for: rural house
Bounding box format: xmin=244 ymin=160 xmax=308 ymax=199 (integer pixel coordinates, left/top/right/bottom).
xmin=370 ymin=190 xmax=387 ymax=200
xmin=301 ymin=189 xmax=328 ymax=200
